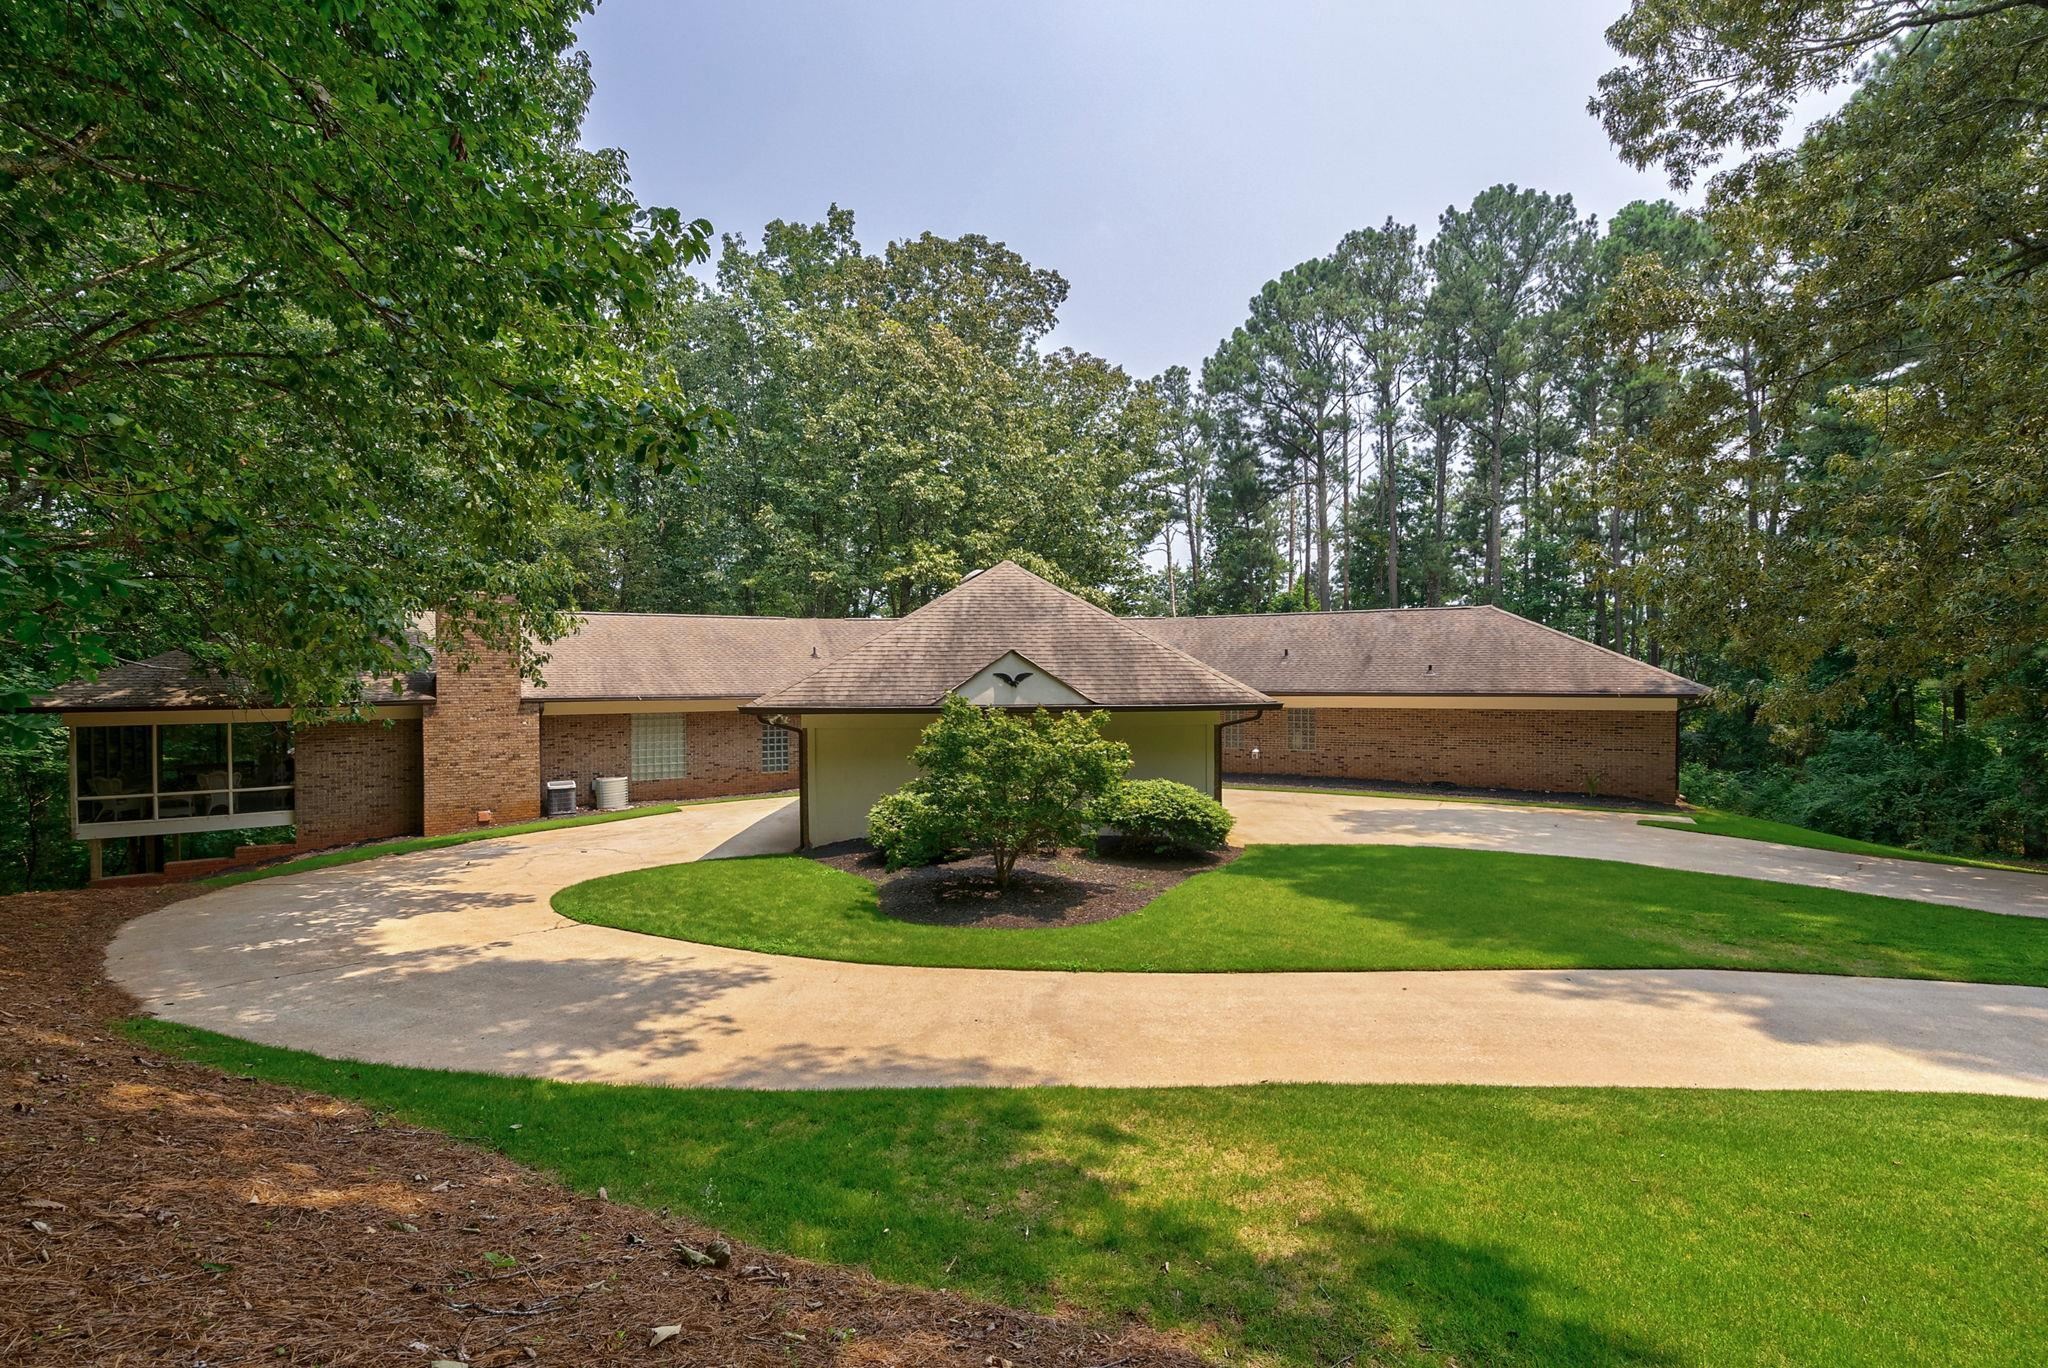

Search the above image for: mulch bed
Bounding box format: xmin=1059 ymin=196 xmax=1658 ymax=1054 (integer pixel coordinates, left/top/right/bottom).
xmin=0 ymin=886 xmax=1200 ymax=1366
xmin=809 ymin=840 xmax=1237 ymax=930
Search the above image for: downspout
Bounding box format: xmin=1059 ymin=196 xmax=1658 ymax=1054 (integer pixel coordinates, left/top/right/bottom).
xmin=1212 ymin=707 xmax=1273 ymax=801
xmin=758 ymin=714 xmax=810 ymax=848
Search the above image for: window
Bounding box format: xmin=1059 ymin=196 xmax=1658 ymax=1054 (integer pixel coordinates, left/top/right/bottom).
xmin=632 ymin=713 xmax=689 ymax=780
xmin=73 ymin=721 xmax=294 ymax=833
xmin=76 ymin=726 xmax=153 ymax=824
xmin=760 ymin=724 xmax=791 ymax=774
xmin=1287 ymin=708 xmax=1318 ymax=752
xmin=1221 ymin=720 xmax=1251 ymax=751
xmin=157 ymin=723 xmax=229 ymax=819
xmin=229 ymin=721 xmax=294 ymax=816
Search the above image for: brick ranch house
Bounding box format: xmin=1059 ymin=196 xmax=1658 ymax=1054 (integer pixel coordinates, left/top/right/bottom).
xmin=31 ymin=561 xmax=1705 ymax=875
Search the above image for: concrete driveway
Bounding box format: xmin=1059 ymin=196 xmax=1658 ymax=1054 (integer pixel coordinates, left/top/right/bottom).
xmin=1227 ymin=786 xmax=2048 ymax=919
xmin=111 ymin=794 xmax=2048 ymax=1097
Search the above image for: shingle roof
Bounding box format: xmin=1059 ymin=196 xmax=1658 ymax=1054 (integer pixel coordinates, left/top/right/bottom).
xmin=1134 ymin=605 xmax=1707 ymax=698
xmin=29 ymin=582 xmax=1705 ymax=712
xmin=527 ymin=614 xmax=887 ymax=700
xmin=746 ymin=561 xmax=1277 ymax=712
xmin=27 ymin=651 xmax=435 ymax=712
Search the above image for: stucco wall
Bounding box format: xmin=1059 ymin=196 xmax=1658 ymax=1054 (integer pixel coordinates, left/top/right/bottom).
xmin=538 ymin=709 xmax=797 ymax=805
xmin=803 ymin=715 xmax=929 ymax=846
xmin=1103 ymin=711 xmax=1220 ymax=794
xmin=1221 ymin=704 xmax=1678 ymax=803
xmin=802 ymin=708 xmax=1222 ymax=847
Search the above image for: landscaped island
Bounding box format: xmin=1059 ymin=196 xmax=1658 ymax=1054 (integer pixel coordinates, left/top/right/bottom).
xmin=553 ymin=842 xmax=2048 ymax=985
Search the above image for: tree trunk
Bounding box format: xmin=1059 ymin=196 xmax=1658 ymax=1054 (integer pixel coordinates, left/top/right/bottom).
xmin=1742 ymin=341 xmax=1763 ymax=537
xmin=1380 ymin=381 xmax=1400 ymax=609
xmin=1428 ymin=423 xmax=1450 ymax=606
xmin=1163 ymin=531 xmax=1178 ymax=616
xmin=1314 ymin=427 xmax=1331 ymax=611
xmin=1485 ymin=382 xmax=1506 ymax=603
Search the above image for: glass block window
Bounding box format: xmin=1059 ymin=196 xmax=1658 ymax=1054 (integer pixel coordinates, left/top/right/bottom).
xmin=1221 ymin=720 xmax=1251 ymax=751
xmin=760 ymin=724 xmax=791 ymax=774
xmin=631 ymin=713 xmax=689 ymax=781
xmin=1287 ymin=708 xmax=1318 ymax=752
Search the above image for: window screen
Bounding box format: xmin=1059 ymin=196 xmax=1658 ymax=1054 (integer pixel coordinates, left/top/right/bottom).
xmin=631 ymin=713 xmax=689 ymax=780
xmin=157 ymin=723 xmax=227 ymax=794
xmin=232 ymin=721 xmax=294 ymax=789
xmin=760 ymin=725 xmax=791 ymax=774
xmin=1287 ymin=709 xmax=1318 ymax=752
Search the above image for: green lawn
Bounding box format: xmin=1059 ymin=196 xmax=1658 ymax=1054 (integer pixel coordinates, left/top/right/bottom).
xmin=1643 ymin=810 xmax=2047 ymax=876
xmin=127 ymin=1019 xmax=2048 ymax=1367
xmin=553 ymin=844 xmax=2048 ymax=985
xmin=200 ymin=794 xmax=788 ymax=889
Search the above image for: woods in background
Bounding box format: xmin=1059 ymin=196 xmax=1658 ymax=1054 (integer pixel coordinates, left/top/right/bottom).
xmin=556 ymin=208 xmax=1169 ymax=618
xmin=4 ymin=0 xmax=2043 ymax=887
xmin=566 ymin=0 xmax=2047 ymax=861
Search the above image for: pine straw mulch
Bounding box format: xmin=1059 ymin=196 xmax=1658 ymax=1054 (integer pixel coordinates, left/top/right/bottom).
xmin=0 ymin=886 xmax=1202 ymax=1367
xmin=808 ymin=841 xmax=1237 ymax=930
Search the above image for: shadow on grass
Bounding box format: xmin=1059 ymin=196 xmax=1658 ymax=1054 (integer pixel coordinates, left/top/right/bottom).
xmin=116 ymin=1031 xmax=1680 ymax=1366
xmin=1204 ymin=844 xmax=2048 ymax=985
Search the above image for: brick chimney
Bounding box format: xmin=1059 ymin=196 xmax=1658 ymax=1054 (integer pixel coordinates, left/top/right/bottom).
xmin=420 ymin=608 xmax=540 ymax=835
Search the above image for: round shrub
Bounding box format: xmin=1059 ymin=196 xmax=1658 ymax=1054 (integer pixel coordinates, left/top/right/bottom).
xmin=866 ymin=783 xmax=961 ymax=869
xmin=1093 ymin=778 xmax=1234 ymax=854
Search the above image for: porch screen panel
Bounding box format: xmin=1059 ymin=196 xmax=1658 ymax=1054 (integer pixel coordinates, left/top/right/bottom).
xmin=76 ymin=726 xmax=153 ymax=824
xmin=157 ymin=723 xmax=230 ymax=819
xmin=231 ymin=722 xmax=294 ymax=814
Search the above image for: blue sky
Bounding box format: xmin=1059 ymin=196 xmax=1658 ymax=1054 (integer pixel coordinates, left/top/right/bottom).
xmin=574 ymin=2 xmax=1715 ymax=379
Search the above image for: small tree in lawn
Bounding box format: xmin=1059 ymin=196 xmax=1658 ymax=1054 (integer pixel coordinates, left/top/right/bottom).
xmin=912 ymin=697 xmax=1131 ymax=890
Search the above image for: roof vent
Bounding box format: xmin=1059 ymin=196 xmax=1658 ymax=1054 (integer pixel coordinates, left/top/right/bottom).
xmin=811 ymin=646 xmax=819 ymax=658
xmin=1426 ymin=664 xmax=1434 ymax=673
xmin=1282 ymin=647 xmax=1290 ymax=658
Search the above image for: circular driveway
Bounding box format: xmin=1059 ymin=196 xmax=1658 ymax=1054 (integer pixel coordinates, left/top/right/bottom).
xmin=110 ymin=793 xmax=2048 ymax=1096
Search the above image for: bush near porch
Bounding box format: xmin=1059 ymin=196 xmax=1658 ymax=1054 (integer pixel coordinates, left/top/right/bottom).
xmin=868 ymin=697 xmax=1130 ymax=885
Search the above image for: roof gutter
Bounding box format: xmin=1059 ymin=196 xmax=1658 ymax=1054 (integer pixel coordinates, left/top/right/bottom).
xmin=754 ymin=713 xmax=809 ymax=849
xmin=1212 ymin=706 xmax=1276 ymax=801
xmin=738 ymin=700 xmax=1276 ymax=716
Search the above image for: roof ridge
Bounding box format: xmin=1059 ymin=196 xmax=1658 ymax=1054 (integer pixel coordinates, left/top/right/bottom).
xmin=1472 ymin=604 xmax=1700 ymax=686
xmin=566 ymin=610 xmax=884 ymax=624
xmin=980 ymin=563 xmax=1274 ymax=699
xmin=1131 ymin=605 xmax=1484 ymax=623
xmin=746 ymin=560 xmax=1275 ymax=711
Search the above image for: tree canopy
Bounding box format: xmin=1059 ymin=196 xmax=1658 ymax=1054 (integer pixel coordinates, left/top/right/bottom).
xmin=1 ymin=0 xmax=716 ymax=711
xmin=566 ymin=207 xmax=1171 ymax=617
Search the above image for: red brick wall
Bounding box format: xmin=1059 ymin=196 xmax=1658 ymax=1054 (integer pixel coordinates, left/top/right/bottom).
xmin=1222 ymin=705 xmax=1678 ymax=803
xmin=539 ymin=713 xmax=629 ymax=803
xmin=421 ymin=625 xmax=540 ymax=835
xmin=295 ymin=719 xmax=423 ymax=849
xmin=538 ymin=709 xmax=797 ymax=804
